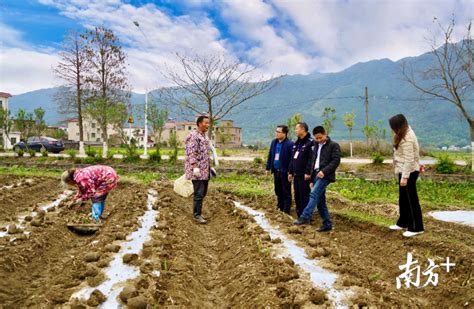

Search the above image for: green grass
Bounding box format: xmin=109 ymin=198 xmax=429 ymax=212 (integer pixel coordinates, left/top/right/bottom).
xmin=213 ymin=173 xmax=272 ymax=197
xmin=0 ymin=166 xmax=180 ymax=185
xmin=428 ymin=151 xmax=472 ymax=161
xmin=330 ymin=178 xmax=474 ymax=210
xmin=0 ymin=166 xmax=472 ymax=211
xmin=0 ymin=166 xmax=63 ymax=177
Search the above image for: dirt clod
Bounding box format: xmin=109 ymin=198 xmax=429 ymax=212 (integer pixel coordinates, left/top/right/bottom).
xmin=309 ymin=288 xmax=327 ymax=304
xmin=7 ymin=224 xmax=19 ymax=234
xmin=85 ymin=265 xmax=99 ymax=277
xmin=104 ymin=244 xmax=121 ymax=253
xmin=119 ymin=285 xmax=138 ymax=303
xmin=126 ymin=295 xmax=148 ymax=309
xmin=84 ymin=252 xmax=101 ymax=262
xmin=123 ymin=253 xmax=139 ymax=264
xmin=86 ymin=289 xmax=107 ymax=306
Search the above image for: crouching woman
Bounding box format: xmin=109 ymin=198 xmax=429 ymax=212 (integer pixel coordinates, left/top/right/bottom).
xmin=61 ymin=165 xmax=119 ymax=222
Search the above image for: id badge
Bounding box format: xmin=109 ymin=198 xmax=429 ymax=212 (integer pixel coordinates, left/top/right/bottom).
xmin=293 ymin=151 xmax=299 ymax=159
xmin=275 ymin=153 xmax=280 ymax=160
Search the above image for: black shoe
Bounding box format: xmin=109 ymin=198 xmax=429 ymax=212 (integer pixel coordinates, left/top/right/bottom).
xmin=193 ymin=215 xmax=207 ymax=224
xmin=293 ymin=217 xmax=310 ymax=225
xmin=317 ymin=226 xmax=332 ymax=232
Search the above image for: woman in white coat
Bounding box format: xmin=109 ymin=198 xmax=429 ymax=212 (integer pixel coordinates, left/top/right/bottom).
xmin=388 ymin=114 xmax=424 ymax=237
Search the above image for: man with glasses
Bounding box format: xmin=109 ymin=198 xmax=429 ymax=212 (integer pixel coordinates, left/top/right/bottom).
xmin=266 ymin=125 xmax=294 ymax=214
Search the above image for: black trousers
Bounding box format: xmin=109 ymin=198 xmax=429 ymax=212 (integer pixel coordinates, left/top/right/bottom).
xmin=192 ymin=180 xmax=209 ymax=217
xmin=397 ymin=171 xmax=424 ymax=232
xmin=273 ymin=171 xmax=292 ymax=213
xmin=293 ymin=175 xmax=311 ymax=217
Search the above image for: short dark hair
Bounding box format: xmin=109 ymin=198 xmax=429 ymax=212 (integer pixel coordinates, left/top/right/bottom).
xmin=312 ymin=126 xmax=326 ymax=135
xmin=296 ymin=122 xmax=308 ymax=132
xmin=277 ymin=125 xmax=289 ymax=136
xmin=196 ymin=115 xmax=209 ymax=126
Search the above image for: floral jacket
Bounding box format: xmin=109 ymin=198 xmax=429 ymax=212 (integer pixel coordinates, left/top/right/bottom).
xmin=73 ymin=165 xmax=119 ymax=200
xmin=185 ymin=129 xmax=211 ymax=180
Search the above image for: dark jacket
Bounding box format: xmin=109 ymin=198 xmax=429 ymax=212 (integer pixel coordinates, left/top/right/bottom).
xmin=307 ymin=136 xmax=341 ymax=182
xmin=288 ymin=133 xmax=315 ymax=177
xmin=266 ymin=138 xmax=294 ymax=174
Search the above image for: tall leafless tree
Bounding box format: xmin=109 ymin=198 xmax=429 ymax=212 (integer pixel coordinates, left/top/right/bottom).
xmin=54 ymin=31 xmax=90 ymax=145
xmin=164 ymin=53 xmax=278 ymax=139
xmin=84 ymin=26 xmax=130 ymax=152
xmin=402 ymin=18 xmax=473 ymax=170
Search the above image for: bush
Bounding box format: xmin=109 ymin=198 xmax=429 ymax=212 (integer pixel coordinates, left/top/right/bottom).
xmin=253 ymin=157 xmax=263 ymax=165
xmin=27 ymin=148 xmax=36 ymax=157
xmin=463 ymin=160 xmax=472 ymax=175
xmin=123 ymin=139 xmax=140 ymax=163
xmin=435 ymin=155 xmax=456 ymax=174
xmin=149 ymin=147 xmax=162 ymax=163
xmin=83 ymin=156 xmax=104 ymax=165
xmin=74 ymin=157 xmax=83 ymax=164
xmin=67 ymin=149 xmax=77 ymax=160
xmin=41 ymin=149 xmax=48 ymax=157
xmin=85 ymin=146 xmax=97 ymax=158
xmin=17 ymin=149 xmax=24 ymax=157
xmin=371 ymin=152 xmax=385 ymax=164
xmin=123 ymin=155 xmax=140 ymax=164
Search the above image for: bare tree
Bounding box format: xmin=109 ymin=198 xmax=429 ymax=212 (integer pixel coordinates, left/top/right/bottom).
xmin=164 ymin=53 xmax=278 ymax=139
xmin=54 ymin=31 xmax=90 ymax=149
xmin=84 ymin=26 xmax=131 ymax=155
xmin=402 ymin=18 xmax=473 ymax=170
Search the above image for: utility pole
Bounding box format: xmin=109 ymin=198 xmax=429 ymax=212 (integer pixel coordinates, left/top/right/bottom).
xmin=144 ymin=91 xmax=148 ymax=157
xmin=133 ymin=20 xmax=149 ymax=158
xmin=365 ymin=86 xmax=369 ymax=146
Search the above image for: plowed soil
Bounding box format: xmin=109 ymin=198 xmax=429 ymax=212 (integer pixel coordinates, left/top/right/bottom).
xmin=0 ymin=175 xmax=471 ymax=308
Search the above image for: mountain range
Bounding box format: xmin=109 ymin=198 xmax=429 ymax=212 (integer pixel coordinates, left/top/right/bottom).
xmin=7 ymin=47 xmax=473 ymax=147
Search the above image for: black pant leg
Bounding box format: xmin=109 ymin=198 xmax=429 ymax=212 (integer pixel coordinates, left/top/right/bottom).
xmin=202 ymin=180 xmax=209 ymax=199
xmin=274 ymin=172 xmax=284 ymax=210
xmin=281 ymin=174 xmax=292 ymax=214
xmin=294 ymin=176 xmax=307 ymax=217
xmin=293 ymin=176 xmax=300 ymax=216
xmin=192 ymin=180 xmax=206 ymax=216
xmin=407 ymin=172 xmax=424 ymax=232
xmin=397 ymin=174 xmax=409 ymax=228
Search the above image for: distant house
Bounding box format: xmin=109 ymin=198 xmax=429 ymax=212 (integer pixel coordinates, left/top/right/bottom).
xmin=214 ymin=120 xmax=242 ymax=148
xmin=160 ymin=121 xmax=195 ymax=146
xmin=67 ymin=116 xmax=118 ymax=143
xmin=160 ymin=118 xmax=242 ymax=148
xmin=123 ymin=127 xmax=154 ymax=148
xmin=0 ymin=92 xmax=21 ymax=149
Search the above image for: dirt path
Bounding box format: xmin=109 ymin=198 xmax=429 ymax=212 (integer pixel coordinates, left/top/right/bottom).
xmin=145 ymin=184 xmax=327 ymax=307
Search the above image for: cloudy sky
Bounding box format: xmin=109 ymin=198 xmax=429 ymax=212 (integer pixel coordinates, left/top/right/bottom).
xmin=0 ymin=0 xmax=472 ymax=94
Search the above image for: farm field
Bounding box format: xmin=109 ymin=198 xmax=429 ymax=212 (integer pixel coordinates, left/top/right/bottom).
xmin=0 ymin=173 xmax=472 ymax=308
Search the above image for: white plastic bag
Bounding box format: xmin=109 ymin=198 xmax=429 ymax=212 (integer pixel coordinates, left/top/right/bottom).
xmin=173 ymin=174 xmax=194 ymax=197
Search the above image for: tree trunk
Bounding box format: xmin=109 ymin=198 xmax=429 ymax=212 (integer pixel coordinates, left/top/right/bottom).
xmin=470 ymin=120 xmax=474 ymax=172
xmin=102 ymin=123 xmax=108 ymax=159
